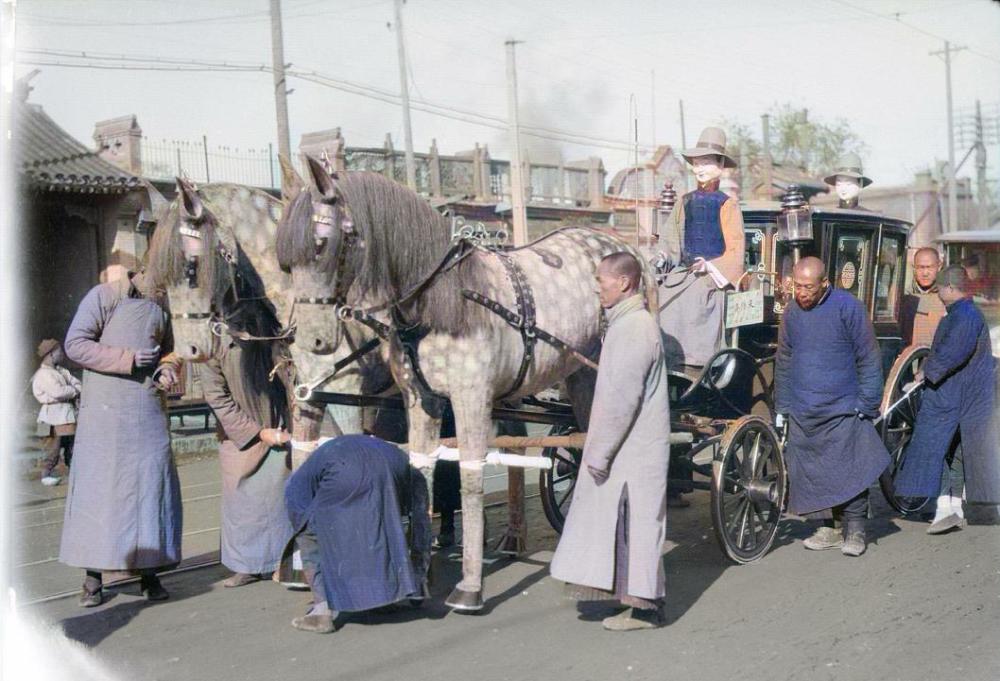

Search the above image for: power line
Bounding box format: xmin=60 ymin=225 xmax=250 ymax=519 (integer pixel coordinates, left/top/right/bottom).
xmin=828 ymin=0 xmax=1000 ymax=64
xmin=18 ymin=49 xmax=655 ymax=153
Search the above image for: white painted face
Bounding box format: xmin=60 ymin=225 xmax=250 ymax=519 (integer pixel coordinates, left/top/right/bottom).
xmin=835 ymin=175 xmax=861 ymax=202
xmin=692 ymin=156 xmax=723 ymax=184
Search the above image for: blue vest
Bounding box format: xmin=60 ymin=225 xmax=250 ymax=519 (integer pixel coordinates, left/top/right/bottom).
xmin=682 ymin=189 xmax=728 ymax=263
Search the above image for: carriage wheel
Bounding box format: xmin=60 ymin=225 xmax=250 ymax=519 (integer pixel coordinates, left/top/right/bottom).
xmin=711 ymin=415 xmax=786 ymax=564
xmin=539 ymin=425 xmax=581 ymax=534
xmin=878 ymin=346 xmax=931 ymax=515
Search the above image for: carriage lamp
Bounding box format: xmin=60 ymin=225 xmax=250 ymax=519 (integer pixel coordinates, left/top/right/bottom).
xmin=776 ymin=185 xmax=813 ymax=263
xmin=658 ymin=181 xmax=677 ymax=214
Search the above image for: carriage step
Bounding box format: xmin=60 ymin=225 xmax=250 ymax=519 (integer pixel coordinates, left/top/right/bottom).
xmin=670 ymin=432 xmax=694 ymax=445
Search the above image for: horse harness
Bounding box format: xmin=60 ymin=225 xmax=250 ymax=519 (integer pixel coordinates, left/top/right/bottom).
xmin=294 ymin=215 xmax=597 ymax=414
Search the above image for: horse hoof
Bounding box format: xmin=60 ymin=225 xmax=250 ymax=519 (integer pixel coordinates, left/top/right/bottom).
xmin=445 ymin=587 xmax=483 ymax=612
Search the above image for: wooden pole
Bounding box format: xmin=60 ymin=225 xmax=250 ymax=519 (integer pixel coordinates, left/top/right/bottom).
xmin=506 ymin=39 xmax=528 ymax=246
xmin=270 ymin=0 xmax=292 ymax=163
xmin=394 ymin=0 xmax=417 ymax=190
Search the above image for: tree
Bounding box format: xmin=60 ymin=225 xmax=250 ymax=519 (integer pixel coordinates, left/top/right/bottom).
xmin=719 ymin=104 xmax=867 ymax=178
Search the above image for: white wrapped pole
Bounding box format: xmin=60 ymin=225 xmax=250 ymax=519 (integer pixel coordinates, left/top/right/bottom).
xmin=432 ymin=445 xmax=552 ymax=470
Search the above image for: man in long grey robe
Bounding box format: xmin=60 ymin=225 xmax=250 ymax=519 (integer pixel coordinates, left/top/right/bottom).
xmin=550 ymin=252 xmax=671 ymax=632
xmin=60 ymin=272 xmax=183 ymax=606
xmin=201 ymin=331 xmax=295 ymax=587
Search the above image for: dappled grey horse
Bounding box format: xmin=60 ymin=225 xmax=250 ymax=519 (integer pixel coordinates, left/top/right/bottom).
xmin=277 ymin=159 xmax=656 ymax=611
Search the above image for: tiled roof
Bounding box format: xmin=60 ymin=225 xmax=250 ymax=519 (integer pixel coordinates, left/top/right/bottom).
xmin=16 ymin=99 xmax=140 ymax=193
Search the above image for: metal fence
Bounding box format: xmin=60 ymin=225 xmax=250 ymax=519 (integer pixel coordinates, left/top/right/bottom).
xmin=143 ymin=137 xmax=280 ymax=189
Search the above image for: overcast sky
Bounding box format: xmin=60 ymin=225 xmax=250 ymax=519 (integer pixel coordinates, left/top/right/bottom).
xmin=14 ymin=0 xmax=1000 ymax=187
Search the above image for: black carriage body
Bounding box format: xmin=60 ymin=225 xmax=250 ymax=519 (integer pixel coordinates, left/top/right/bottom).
xmin=739 ymin=204 xmax=912 ymax=375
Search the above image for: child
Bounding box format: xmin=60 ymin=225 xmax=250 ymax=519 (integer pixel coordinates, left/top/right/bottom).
xmin=32 ymin=339 xmax=81 ymax=486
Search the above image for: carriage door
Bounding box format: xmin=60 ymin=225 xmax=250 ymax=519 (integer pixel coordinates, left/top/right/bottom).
xmin=831 ymin=226 xmax=873 ymax=304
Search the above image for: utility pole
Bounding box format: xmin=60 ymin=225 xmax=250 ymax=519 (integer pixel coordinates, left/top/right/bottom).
xmin=269 ymin=0 xmax=292 ymax=164
xmin=650 ymin=69 xmax=657 ymax=148
xmin=931 ymin=41 xmax=965 ymax=232
xmin=762 ymin=113 xmax=773 ymax=201
xmin=505 ymin=39 xmax=528 ymax=246
xmin=394 ymin=0 xmax=417 ymax=190
xmin=975 ymin=100 xmax=988 ymax=228
xmin=678 ymin=99 xmax=687 ymax=150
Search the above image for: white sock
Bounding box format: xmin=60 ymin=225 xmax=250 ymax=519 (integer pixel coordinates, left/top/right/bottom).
xmin=308 ymin=601 xmax=330 ymax=616
xmin=950 ymin=495 xmax=964 ymax=519
xmin=932 ymin=495 xmax=953 ymax=523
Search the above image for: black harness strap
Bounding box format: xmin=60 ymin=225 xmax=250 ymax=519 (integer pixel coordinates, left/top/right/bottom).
xmin=495 ymin=252 xmax=537 ymax=400
xmin=462 ymin=290 xmax=599 ymax=372
xmin=390 ymin=309 xmax=449 ymax=419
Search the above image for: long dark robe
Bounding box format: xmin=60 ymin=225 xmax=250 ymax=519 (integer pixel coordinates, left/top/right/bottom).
xmin=201 ymin=333 xmax=293 ymax=574
xmin=59 ymin=277 xmax=182 ymax=571
xmin=895 ymin=298 xmax=1000 ymax=503
xmin=776 ymin=288 xmax=890 ymax=515
xmin=284 ymin=435 xmax=425 ymax=612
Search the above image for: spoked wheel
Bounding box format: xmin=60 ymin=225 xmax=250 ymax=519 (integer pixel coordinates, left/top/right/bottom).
xmin=539 ymin=424 xmax=581 ymax=534
xmin=878 ymin=346 xmax=930 ymax=515
xmin=711 ymin=415 xmax=786 ymax=564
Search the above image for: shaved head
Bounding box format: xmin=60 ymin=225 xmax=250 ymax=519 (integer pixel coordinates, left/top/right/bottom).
xmin=792 ymin=256 xmax=826 ymax=283
xmin=600 ymin=252 xmax=642 ymax=290
xmin=596 ymin=252 xmax=642 ymax=309
xmin=791 ymin=256 xmax=829 ymax=310
xmin=913 ymin=247 xmax=942 ymax=290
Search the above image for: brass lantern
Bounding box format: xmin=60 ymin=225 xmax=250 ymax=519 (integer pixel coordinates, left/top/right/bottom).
xmin=776 ymin=185 xmax=813 ymax=244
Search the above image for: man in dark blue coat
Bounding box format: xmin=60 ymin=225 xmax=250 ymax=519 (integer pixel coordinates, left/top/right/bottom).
xmin=895 ymin=266 xmax=1000 ymax=527
xmin=284 ymin=434 xmax=430 ymax=633
xmin=776 ymin=257 xmax=890 ymax=557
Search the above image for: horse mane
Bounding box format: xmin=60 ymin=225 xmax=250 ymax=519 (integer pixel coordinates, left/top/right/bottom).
xmin=276 ymin=171 xmax=486 ymax=335
xmin=221 ymin=245 xmax=288 ymax=427
xmin=147 ymin=191 xmax=288 ymax=426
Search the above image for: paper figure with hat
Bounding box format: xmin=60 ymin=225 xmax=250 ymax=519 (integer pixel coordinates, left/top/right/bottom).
xmin=824 ymin=152 xmax=872 ymax=209
xmin=657 ymin=127 xmax=746 ymax=376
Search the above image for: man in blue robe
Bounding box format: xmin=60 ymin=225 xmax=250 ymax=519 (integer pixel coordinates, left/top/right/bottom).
xmin=284 ymin=434 xmax=430 ymax=633
xmin=776 ymin=257 xmax=890 ymax=557
xmin=895 ymin=265 xmax=1000 ymax=527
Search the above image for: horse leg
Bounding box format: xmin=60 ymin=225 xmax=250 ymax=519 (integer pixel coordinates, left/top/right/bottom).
xmin=290 ymin=399 xmax=325 ymax=470
xmin=446 ymin=394 xmax=491 ymax=612
xmin=496 ymin=419 xmax=528 ymax=556
xmin=406 ymin=400 xmax=440 ymax=592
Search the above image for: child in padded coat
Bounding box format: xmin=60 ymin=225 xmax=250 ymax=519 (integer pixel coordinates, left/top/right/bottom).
xmin=32 ymin=339 xmax=81 ymax=486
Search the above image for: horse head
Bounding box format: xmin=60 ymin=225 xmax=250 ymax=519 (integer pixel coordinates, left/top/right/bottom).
xmin=276 ymin=155 xmax=358 ymax=357
xmin=148 ymin=178 xmax=242 ymax=362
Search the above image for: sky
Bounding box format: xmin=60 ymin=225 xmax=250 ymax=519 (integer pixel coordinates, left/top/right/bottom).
xmin=12 ymin=0 xmax=1000 ymax=188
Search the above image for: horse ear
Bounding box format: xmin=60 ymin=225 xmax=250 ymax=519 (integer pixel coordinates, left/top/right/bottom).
xmin=305 ymin=155 xmax=340 ymax=201
xmin=175 ymin=177 xmax=204 ymax=221
xmin=279 ymin=154 xmax=305 ymax=202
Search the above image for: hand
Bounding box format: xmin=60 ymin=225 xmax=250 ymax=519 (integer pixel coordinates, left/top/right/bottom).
xmin=774 ymin=413 xmax=786 ymax=430
xmin=155 ymin=365 xmax=178 ymax=391
xmin=587 ymin=464 xmax=609 ymax=484
xmin=134 ymin=345 xmax=161 ymax=369
xmin=259 ymin=428 xmax=291 ymax=448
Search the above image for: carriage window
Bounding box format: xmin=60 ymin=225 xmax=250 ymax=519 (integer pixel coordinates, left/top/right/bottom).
xmin=874 ymin=234 xmax=904 ymax=322
xmin=743 ymin=228 xmax=765 ymax=291
xmin=832 ymin=229 xmax=872 ymax=303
